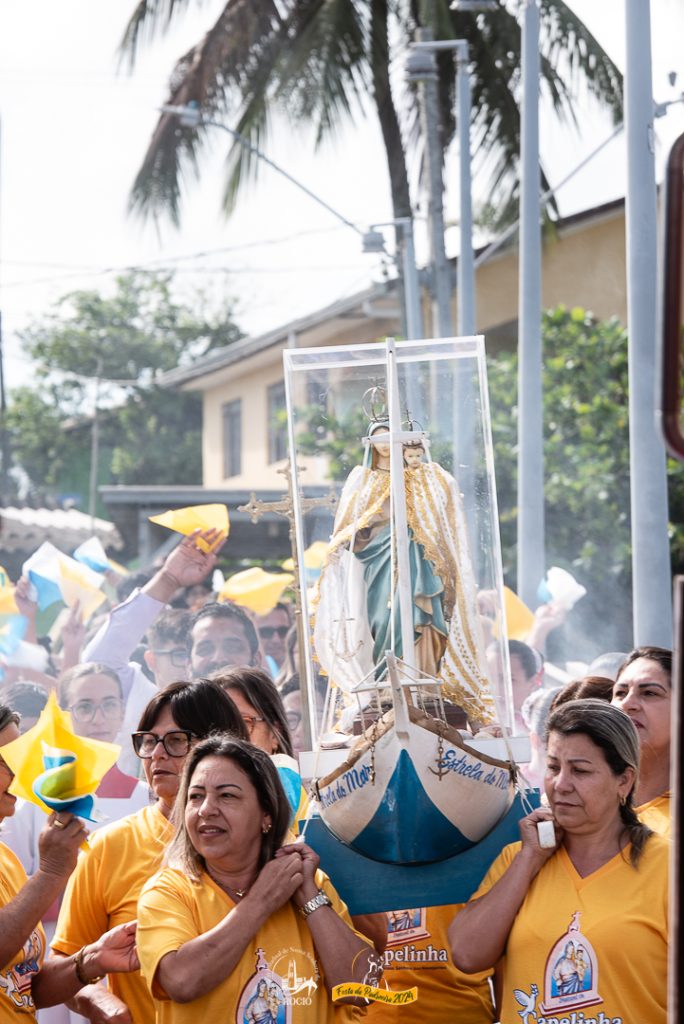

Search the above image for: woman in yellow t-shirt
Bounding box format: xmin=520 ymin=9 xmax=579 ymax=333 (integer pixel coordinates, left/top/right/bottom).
xmin=137 ymin=735 xmax=378 ymax=1024
xmin=449 ymin=699 xmax=668 ymax=1024
xmin=611 ymin=645 xmax=671 ymax=835
xmin=0 ymin=702 xmax=138 ymax=1022
xmin=51 ymin=679 xmax=246 ymax=1023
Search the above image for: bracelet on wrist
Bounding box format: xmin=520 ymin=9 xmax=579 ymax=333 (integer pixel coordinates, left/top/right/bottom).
xmin=74 ymin=947 xmax=105 ymax=987
xmin=299 ymin=889 xmax=332 ymax=919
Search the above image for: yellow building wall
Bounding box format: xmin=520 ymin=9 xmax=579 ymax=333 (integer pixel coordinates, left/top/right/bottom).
xmin=470 ymin=208 xmax=627 ymax=337
xmin=203 ymin=315 xmax=397 ymax=490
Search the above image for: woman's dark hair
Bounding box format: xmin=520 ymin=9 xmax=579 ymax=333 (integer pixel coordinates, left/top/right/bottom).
xmin=0 ymin=702 xmax=20 ymax=733
xmin=211 ymin=667 xmax=293 ymax=757
xmin=549 ymin=676 xmax=614 ymax=713
xmin=59 ymin=662 xmax=122 ymax=709
xmin=136 ymin=679 xmax=247 ymax=742
xmin=166 ymin=735 xmax=291 ymax=880
xmin=546 ymin=698 xmax=651 ymax=866
xmin=2 ymin=682 xmax=48 ymax=721
xmin=616 ymin=646 xmax=672 ymax=685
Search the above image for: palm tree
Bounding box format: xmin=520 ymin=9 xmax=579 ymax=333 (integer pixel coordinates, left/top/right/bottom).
xmin=122 ymin=0 xmax=622 ymax=235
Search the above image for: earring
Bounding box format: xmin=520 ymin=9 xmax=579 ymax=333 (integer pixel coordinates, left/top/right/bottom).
xmin=619 ymin=794 xmax=627 ymax=807
xmin=262 ymin=823 xmax=272 ymax=834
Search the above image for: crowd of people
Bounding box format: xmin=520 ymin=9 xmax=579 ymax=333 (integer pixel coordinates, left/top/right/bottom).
xmin=0 ymin=526 xmax=674 ymax=1023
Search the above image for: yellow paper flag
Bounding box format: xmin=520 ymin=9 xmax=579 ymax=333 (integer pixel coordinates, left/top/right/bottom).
xmin=219 ymin=567 xmax=293 ymax=615
xmin=282 ymin=541 xmax=329 ymax=572
xmin=149 ymin=504 xmax=230 ymax=551
xmin=502 ymin=586 xmax=536 ymax=641
xmin=0 ymin=565 xmax=18 ymax=614
xmin=2 ymin=692 xmax=119 ymax=819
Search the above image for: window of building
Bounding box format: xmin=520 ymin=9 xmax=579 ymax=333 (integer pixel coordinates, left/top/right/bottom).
xmin=267 ymin=381 xmax=288 ymax=463
xmin=222 ymin=399 xmax=241 ymax=478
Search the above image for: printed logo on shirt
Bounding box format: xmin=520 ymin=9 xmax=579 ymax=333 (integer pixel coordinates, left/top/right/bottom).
xmin=513 ymin=912 xmax=624 ymax=1024
xmin=236 ymin=945 xmax=320 ymax=1022
xmin=382 ymin=907 xmax=449 ymax=970
xmin=0 ymin=928 xmax=43 ymax=1011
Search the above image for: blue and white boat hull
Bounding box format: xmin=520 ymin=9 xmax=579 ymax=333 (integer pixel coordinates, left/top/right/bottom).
xmin=314 ymin=705 xmax=515 ymax=865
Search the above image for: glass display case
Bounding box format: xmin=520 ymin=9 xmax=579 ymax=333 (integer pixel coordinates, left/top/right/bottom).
xmin=284 ymin=336 xmax=523 ymax=864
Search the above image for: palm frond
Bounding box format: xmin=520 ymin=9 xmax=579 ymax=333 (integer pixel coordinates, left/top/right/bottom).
xmin=119 ymin=0 xmax=196 ymax=70
xmin=128 ymin=0 xmax=283 ymax=221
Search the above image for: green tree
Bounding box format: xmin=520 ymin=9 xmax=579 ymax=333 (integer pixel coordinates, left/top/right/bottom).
xmin=488 ymin=305 xmax=684 ymax=657
xmin=121 ymin=1 xmax=622 ymax=231
xmin=293 ymin=307 xmax=683 ymax=656
xmin=7 ymin=270 xmax=242 ymax=505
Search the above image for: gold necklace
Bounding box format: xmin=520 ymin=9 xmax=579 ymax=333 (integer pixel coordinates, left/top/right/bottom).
xmin=209 ymin=868 xmax=250 ymax=900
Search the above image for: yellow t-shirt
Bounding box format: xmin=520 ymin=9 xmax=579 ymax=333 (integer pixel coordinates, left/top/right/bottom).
xmin=52 ymin=802 xmax=172 ymax=1024
xmin=637 ymin=792 xmax=670 ymax=837
xmin=0 ymin=843 xmax=45 ymax=1022
xmin=137 ymin=866 xmax=361 ymax=1024
xmin=365 ymin=904 xmax=494 ymax=1024
xmin=472 ymin=835 xmax=669 ymax=1024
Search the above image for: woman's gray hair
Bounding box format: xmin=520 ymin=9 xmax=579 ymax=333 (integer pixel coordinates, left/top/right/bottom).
xmin=0 ymin=702 xmax=20 ymax=732
xmin=546 ymin=698 xmax=652 ymax=866
xmin=165 ymin=735 xmax=292 ymax=881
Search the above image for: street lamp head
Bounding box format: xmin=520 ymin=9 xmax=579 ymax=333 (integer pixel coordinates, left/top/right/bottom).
xmin=405 ymin=46 xmax=438 ymax=83
xmin=159 ymin=101 xmax=203 ymax=129
xmin=450 ymin=1 xmax=499 ymax=10
xmin=362 ymin=229 xmax=386 ymax=254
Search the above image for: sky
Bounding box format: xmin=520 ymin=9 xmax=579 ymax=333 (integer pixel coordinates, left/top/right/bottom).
xmin=0 ymin=0 xmax=683 ymax=391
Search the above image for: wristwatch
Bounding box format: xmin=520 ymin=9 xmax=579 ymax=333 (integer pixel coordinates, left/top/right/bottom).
xmin=299 ymin=889 xmax=332 ymax=918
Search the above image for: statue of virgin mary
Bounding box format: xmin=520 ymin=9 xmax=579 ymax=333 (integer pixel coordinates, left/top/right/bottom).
xmin=312 ymin=421 xmax=496 ymax=726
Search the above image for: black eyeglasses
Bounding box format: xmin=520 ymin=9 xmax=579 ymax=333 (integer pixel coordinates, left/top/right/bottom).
xmin=69 ymin=698 xmax=123 ymax=723
xmin=258 ymin=626 xmax=289 ymax=639
xmin=153 ymin=648 xmax=189 ymax=667
xmin=132 ymin=730 xmax=195 ymax=758
xmin=285 ymin=710 xmax=302 ymax=730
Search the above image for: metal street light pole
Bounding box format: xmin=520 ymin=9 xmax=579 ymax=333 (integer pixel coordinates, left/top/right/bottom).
xmin=455 ymin=42 xmax=475 ymax=337
xmin=363 ymin=218 xmax=423 ymax=340
xmin=405 ymin=31 xmax=455 ymax=340
xmin=624 ymin=0 xmax=672 ymax=646
xmin=161 ymin=104 xmax=421 ymax=348
xmin=161 ymin=105 xmax=366 ymax=241
xmin=516 ymin=0 xmax=545 ymax=608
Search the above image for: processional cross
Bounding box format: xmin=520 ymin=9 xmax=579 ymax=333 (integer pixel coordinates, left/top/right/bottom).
xmin=237 ymin=464 xmax=338 ymax=749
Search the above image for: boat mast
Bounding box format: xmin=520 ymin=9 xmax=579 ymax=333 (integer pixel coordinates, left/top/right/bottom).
xmin=386 ymin=337 xmax=418 ymax=680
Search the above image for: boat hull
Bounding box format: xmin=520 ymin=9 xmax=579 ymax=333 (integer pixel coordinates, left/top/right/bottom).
xmin=315 ymin=709 xmax=515 ymax=865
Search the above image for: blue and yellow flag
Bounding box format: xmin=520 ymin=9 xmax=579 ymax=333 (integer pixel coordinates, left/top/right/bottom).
xmin=2 ymin=692 xmax=119 ymax=821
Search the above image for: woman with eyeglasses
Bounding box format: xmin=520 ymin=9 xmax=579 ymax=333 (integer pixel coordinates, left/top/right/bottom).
xmin=51 ymin=680 xmax=246 ymax=1024
xmin=214 ymin=666 xmax=293 ymax=756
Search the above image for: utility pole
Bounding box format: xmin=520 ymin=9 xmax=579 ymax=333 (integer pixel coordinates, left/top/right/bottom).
xmin=88 ymin=359 xmax=103 ymax=528
xmin=0 ymin=116 xmax=9 ymax=501
xmin=412 ymin=28 xmax=454 ymax=339
xmin=456 ymin=42 xmax=475 ymax=337
xmin=516 ymin=0 xmax=545 ymax=608
xmin=624 ymin=0 xmax=672 ymax=646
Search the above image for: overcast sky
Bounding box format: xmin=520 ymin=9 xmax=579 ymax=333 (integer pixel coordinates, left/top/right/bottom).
xmin=0 ymin=0 xmax=683 ymax=389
